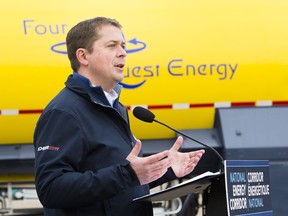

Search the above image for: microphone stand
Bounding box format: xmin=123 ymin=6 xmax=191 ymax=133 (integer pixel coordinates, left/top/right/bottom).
xmin=153 ymin=118 xmax=224 ymax=172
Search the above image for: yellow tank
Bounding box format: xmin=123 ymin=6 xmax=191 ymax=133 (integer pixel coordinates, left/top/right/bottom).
xmin=1 ymin=0 xmax=288 ymax=145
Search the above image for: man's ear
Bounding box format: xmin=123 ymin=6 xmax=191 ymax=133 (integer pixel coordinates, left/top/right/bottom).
xmin=76 ymin=48 xmax=89 ymax=66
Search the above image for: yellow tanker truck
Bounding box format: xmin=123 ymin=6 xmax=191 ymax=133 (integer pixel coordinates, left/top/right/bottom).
xmin=0 ymin=0 xmax=288 ymax=215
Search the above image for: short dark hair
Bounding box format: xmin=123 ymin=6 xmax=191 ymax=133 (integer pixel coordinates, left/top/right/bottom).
xmin=66 ymin=17 xmax=122 ymax=72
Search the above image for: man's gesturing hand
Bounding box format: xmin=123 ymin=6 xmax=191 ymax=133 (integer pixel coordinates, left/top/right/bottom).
xmin=169 ymin=136 xmax=205 ymax=178
xmin=126 ymin=140 xmax=172 ymax=185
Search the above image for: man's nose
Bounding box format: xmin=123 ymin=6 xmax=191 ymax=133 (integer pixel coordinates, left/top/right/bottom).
xmin=118 ymin=46 xmax=127 ymax=57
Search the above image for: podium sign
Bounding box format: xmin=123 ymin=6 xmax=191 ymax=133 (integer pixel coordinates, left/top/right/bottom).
xmin=225 ymin=160 xmax=273 ymax=216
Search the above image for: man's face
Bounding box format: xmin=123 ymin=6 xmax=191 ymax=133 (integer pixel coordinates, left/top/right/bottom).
xmin=85 ymin=25 xmax=126 ymax=91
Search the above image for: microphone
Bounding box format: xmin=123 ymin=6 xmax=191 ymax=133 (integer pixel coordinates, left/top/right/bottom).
xmin=133 ymin=106 xmax=224 ymax=170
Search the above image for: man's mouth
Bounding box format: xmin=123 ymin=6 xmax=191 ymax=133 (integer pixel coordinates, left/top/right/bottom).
xmin=115 ymin=63 xmax=125 ymax=69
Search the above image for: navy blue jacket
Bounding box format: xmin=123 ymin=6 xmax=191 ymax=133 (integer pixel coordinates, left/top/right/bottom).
xmin=34 ymin=74 xmax=176 ymax=216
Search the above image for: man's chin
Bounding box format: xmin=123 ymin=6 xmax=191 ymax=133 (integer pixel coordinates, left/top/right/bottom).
xmin=116 ymin=75 xmax=124 ymax=83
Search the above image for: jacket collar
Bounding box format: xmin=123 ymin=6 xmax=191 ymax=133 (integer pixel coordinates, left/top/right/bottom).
xmin=65 ymin=72 xmax=123 ymax=108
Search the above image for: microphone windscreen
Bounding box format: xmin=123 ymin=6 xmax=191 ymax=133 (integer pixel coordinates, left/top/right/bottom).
xmin=133 ymin=106 xmax=155 ymax=123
